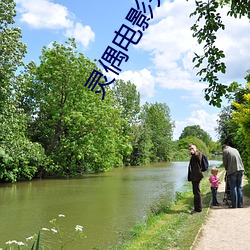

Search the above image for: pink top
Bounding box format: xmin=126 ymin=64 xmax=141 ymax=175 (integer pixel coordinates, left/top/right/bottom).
xmin=209 ymin=175 xmax=219 ymax=188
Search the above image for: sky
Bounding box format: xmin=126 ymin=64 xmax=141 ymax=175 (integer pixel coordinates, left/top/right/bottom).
xmin=13 ymin=0 xmax=250 ymax=141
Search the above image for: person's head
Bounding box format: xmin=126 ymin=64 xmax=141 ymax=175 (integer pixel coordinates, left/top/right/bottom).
xmin=188 ymin=143 xmax=197 ymax=155
xmin=211 ymin=167 xmax=218 ymax=176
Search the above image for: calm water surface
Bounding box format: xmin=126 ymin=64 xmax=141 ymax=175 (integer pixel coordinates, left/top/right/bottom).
xmin=0 ymin=160 xmax=221 ymax=249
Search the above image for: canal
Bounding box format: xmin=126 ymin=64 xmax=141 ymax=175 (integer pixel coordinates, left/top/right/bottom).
xmin=0 ymin=160 xmax=221 ymax=249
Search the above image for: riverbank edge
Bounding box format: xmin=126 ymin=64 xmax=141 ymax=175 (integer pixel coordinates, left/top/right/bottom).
xmin=110 ymin=168 xmax=225 ymax=250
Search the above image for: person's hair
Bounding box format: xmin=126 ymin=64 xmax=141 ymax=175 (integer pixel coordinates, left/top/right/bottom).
xmin=188 ymin=143 xmax=195 ymax=148
xmin=222 ymin=144 xmax=228 ymax=149
xmin=211 ymin=167 xmax=218 ymax=174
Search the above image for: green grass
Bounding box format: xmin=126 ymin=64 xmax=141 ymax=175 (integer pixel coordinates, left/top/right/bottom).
xmin=111 ymin=171 xmax=225 ymax=250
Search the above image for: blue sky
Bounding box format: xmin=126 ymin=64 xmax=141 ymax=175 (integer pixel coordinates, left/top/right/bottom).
xmin=14 ymin=0 xmax=250 ymax=141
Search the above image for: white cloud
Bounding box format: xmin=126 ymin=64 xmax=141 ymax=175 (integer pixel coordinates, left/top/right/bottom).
xmin=16 ymin=0 xmax=95 ymax=48
xmin=117 ymin=69 xmax=156 ymax=103
xmin=16 ymin=0 xmax=73 ymax=29
xmin=173 ymin=110 xmax=219 ymax=141
xmin=136 ymin=0 xmax=250 ymax=96
xmin=65 ymin=22 xmax=95 ymax=48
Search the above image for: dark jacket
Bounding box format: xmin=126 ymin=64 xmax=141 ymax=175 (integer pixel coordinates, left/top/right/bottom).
xmin=188 ymin=150 xmax=204 ymax=182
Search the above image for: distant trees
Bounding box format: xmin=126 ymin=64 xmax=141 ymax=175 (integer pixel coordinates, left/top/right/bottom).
xmin=139 ymin=102 xmax=174 ymax=163
xmin=179 ymin=125 xmax=212 ymax=146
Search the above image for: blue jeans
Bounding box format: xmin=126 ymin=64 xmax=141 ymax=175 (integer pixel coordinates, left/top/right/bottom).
xmin=211 ymin=187 xmax=218 ymax=205
xmin=228 ymin=170 xmax=244 ymax=208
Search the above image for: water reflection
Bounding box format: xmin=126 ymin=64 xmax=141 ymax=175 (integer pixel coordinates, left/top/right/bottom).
xmin=0 ymin=160 xmax=221 ymax=249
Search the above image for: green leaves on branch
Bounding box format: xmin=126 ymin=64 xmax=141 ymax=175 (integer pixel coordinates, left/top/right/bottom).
xmin=190 ymin=0 xmax=227 ymax=107
xmin=190 ymin=0 xmax=249 ymax=107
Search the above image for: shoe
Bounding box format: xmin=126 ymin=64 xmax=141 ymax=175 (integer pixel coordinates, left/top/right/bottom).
xmin=228 ymin=205 xmax=236 ymax=208
xmin=212 ymin=203 xmax=220 ymax=206
xmin=190 ymin=209 xmax=201 ymax=214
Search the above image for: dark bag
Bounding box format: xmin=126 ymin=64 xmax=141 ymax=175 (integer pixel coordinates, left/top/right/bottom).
xmin=200 ymin=153 xmax=209 ymax=172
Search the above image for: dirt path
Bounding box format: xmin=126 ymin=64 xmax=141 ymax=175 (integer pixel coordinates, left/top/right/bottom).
xmin=192 ymin=174 xmax=250 ymax=250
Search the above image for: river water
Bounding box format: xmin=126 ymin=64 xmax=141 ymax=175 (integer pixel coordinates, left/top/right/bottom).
xmin=0 ymin=160 xmax=221 ymax=249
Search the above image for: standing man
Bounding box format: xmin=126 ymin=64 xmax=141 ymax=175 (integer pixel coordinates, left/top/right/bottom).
xmin=222 ymin=144 xmax=244 ymax=208
xmin=188 ymin=143 xmax=204 ymax=214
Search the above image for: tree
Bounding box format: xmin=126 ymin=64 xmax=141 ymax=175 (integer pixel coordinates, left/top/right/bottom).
xmin=216 ymin=106 xmax=240 ymax=147
xmin=178 ymin=136 xmax=209 ymax=156
xmin=0 ymin=0 xmax=47 ymax=182
xmin=112 ymin=79 xmax=140 ymax=165
xmin=231 ymin=81 xmax=250 ymax=176
xmin=23 ymin=39 xmax=129 ymax=175
xmin=179 ymin=125 xmax=212 ymax=146
xmin=0 ymin=0 xmax=27 ymax=109
xmin=140 ymin=102 xmax=174 ymax=162
xmin=190 ymin=0 xmax=250 ymax=107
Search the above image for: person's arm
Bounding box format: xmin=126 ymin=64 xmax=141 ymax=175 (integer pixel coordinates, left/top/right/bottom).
xmin=222 ymin=152 xmax=228 ymax=171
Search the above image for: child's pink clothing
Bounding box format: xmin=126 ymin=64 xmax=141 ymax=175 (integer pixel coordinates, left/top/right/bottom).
xmin=209 ymin=175 xmax=219 ymax=188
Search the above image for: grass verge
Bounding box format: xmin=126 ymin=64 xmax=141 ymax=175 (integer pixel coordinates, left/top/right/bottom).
xmin=111 ymin=170 xmax=225 ymax=250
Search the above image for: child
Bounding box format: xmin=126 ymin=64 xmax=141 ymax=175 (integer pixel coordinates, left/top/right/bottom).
xmin=209 ymin=168 xmax=220 ymax=206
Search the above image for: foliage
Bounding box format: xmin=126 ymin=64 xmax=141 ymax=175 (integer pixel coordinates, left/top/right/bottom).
xmin=178 ymin=136 xmax=209 ymax=156
xmin=0 ymin=0 xmax=48 ymax=182
xmin=179 ymin=125 xmax=212 ymax=146
xmin=112 ymin=79 xmax=140 ymax=165
xmin=23 ymin=39 xmax=127 ymax=175
xmin=216 ymin=106 xmax=240 ymax=147
xmin=189 ymin=0 xmax=250 ymax=107
xmin=0 ymin=0 xmax=27 ymax=109
xmin=231 ymin=82 xmax=250 ymax=176
xmin=215 ymin=72 xmax=250 ymax=176
xmin=139 ymin=102 xmax=174 ymax=162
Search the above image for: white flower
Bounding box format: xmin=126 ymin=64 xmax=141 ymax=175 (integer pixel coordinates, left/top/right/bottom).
xmin=75 ymin=225 xmax=83 ymax=232
xmin=6 ymin=240 xmax=17 ymax=245
xmin=17 ymin=242 xmax=25 ymax=246
xmin=51 ymin=228 xmax=58 ymax=233
xmin=26 ymin=236 xmax=34 ymax=241
xmin=58 ymin=214 xmax=65 ymax=217
xmin=42 ymin=228 xmax=50 ymax=231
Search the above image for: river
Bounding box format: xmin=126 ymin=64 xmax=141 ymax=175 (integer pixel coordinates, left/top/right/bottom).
xmin=0 ymin=160 xmax=222 ymax=249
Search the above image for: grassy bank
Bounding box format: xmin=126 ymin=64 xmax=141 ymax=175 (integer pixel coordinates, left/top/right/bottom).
xmin=111 ymin=169 xmax=225 ymax=250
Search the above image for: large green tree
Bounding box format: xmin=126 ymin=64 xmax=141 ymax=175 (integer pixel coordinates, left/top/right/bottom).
xmin=190 ymin=0 xmax=250 ymax=107
xmin=0 ymin=0 xmax=47 ymax=182
xmin=179 ymin=125 xmax=212 ymax=146
xmin=112 ymin=79 xmax=140 ymax=165
xmin=140 ymin=102 xmax=174 ymax=162
xmin=23 ymin=39 xmax=127 ymax=175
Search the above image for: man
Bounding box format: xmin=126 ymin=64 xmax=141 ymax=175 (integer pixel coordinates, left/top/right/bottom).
xmin=188 ymin=143 xmax=204 ymax=214
xmin=222 ymin=144 xmax=244 ymax=208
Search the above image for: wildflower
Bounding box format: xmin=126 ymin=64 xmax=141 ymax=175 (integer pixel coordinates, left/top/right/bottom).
xmin=42 ymin=228 xmax=50 ymax=231
xmin=6 ymin=240 xmax=17 ymax=245
xmin=26 ymin=236 xmax=34 ymax=241
xmin=75 ymin=225 xmax=83 ymax=232
xmin=51 ymin=228 xmax=58 ymax=233
xmin=58 ymin=214 xmax=65 ymax=217
xmin=5 ymin=240 xmax=25 ymax=246
xmin=17 ymin=242 xmax=25 ymax=246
